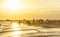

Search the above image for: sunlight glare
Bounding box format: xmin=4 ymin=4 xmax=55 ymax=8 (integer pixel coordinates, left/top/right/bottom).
xmin=3 ymin=0 xmax=22 ymax=9
xmin=20 ymin=23 xmax=28 ymax=28
xmin=13 ymin=31 xmax=22 ymax=35
xmin=12 ymin=31 xmax=22 ymax=37
xmin=11 ymin=22 xmax=20 ymax=30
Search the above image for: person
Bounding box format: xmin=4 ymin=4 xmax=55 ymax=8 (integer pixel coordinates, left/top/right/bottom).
xmin=0 ymin=24 xmax=1 ymax=26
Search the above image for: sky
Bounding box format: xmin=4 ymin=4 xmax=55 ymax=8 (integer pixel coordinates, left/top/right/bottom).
xmin=0 ymin=0 xmax=60 ymax=20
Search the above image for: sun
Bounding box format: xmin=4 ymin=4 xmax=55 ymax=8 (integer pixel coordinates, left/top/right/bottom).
xmin=3 ymin=0 xmax=22 ymax=10
xmin=1 ymin=0 xmax=23 ymax=14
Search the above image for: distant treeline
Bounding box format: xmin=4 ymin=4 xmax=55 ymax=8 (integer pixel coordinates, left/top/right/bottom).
xmin=0 ymin=19 xmax=60 ymax=28
xmin=0 ymin=19 xmax=60 ymax=24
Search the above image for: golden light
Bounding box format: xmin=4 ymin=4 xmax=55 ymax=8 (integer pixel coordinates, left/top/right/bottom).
xmin=20 ymin=23 xmax=28 ymax=28
xmin=1 ymin=0 xmax=26 ymax=15
xmin=11 ymin=22 xmax=20 ymax=30
xmin=3 ymin=0 xmax=22 ymax=9
xmin=13 ymin=31 xmax=22 ymax=35
xmin=11 ymin=31 xmax=22 ymax=37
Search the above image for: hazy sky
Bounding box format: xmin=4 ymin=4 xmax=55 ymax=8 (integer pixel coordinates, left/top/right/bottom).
xmin=0 ymin=0 xmax=60 ymax=20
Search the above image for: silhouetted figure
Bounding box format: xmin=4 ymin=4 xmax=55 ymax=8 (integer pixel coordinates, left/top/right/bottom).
xmin=33 ymin=19 xmax=35 ymax=24
xmin=39 ymin=19 xmax=44 ymax=24
xmin=23 ymin=19 xmax=26 ymax=23
xmin=46 ymin=19 xmax=52 ymax=24
xmin=19 ymin=21 xmax=20 ymax=24
xmin=26 ymin=21 xmax=30 ymax=25
xmin=0 ymin=24 xmax=1 ymax=26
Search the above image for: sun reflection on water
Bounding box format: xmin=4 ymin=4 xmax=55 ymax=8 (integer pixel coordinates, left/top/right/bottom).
xmin=11 ymin=22 xmax=23 ymax=37
xmin=11 ymin=31 xmax=22 ymax=37
xmin=20 ymin=23 xmax=28 ymax=28
xmin=11 ymin=22 xmax=20 ymax=30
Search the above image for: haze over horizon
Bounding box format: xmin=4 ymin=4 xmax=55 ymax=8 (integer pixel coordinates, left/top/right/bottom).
xmin=0 ymin=0 xmax=60 ymax=20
